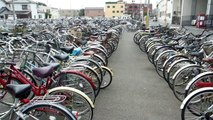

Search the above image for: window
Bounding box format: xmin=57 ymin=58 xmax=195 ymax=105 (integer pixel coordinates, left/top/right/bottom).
xmin=117 ymin=11 xmax=119 ymax=13
xmin=22 ymin=5 xmax=28 ymax=10
xmin=134 ymin=6 xmax=137 ymax=8
xmin=113 ymin=6 xmax=115 ymax=8
xmin=121 ymin=5 xmax=123 ymax=8
xmin=121 ymin=11 xmax=123 ymax=13
xmin=129 ymin=6 xmax=132 ymax=8
xmin=112 ymin=11 xmax=115 ymax=13
xmin=113 ymin=16 xmax=115 ymax=18
xmin=107 ymin=6 xmax=110 ymax=8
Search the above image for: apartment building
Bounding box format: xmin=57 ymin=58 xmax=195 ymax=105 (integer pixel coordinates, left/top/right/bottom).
xmin=125 ymin=3 xmax=152 ymax=20
xmin=105 ymin=0 xmax=125 ymax=18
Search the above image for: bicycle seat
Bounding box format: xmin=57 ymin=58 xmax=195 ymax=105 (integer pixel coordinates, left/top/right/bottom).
xmin=90 ymin=35 xmax=99 ymax=39
xmin=1 ymin=32 xmax=8 ymax=36
xmin=8 ymin=33 xmax=14 ymax=37
xmin=175 ymin=46 xmax=184 ymax=51
xmin=81 ymin=40 xmax=88 ymax=45
xmin=172 ymin=36 xmax=183 ymax=41
xmin=83 ymin=51 xmax=95 ymax=56
xmin=190 ymin=52 xmax=203 ymax=58
xmin=82 ymin=37 xmax=90 ymax=40
xmin=53 ymin=54 xmax=69 ymax=62
xmin=32 ymin=66 xmax=55 ymax=78
xmin=167 ymin=42 xmax=178 ymax=46
xmin=43 ymin=63 xmax=60 ymax=70
xmin=202 ymin=58 xmax=213 ymax=64
xmin=61 ymin=46 xmax=74 ymax=53
xmin=5 ymin=84 xmax=31 ymax=100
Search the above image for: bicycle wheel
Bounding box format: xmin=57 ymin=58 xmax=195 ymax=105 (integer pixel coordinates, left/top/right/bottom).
xmin=181 ymin=87 xmax=213 ymax=120
xmin=100 ymin=66 xmax=113 ymax=89
xmin=139 ymin=35 xmax=149 ymax=52
xmin=172 ymin=64 xmax=201 ymax=101
xmin=54 ymin=71 xmax=96 ymax=103
xmin=185 ymin=71 xmax=213 ymax=98
xmin=155 ymin=50 xmax=176 ymax=78
xmin=163 ymin=55 xmax=188 ymax=81
xmin=152 ymin=46 xmax=174 ymax=67
xmin=48 ymin=87 xmax=94 ymax=120
xmin=71 ymin=64 xmax=101 ymax=96
xmin=73 ymin=58 xmax=103 ymax=83
xmin=167 ymin=59 xmax=194 ymax=89
xmin=147 ymin=44 xmax=162 ymax=64
xmin=17 ymin=102 xmax=76 ymax=120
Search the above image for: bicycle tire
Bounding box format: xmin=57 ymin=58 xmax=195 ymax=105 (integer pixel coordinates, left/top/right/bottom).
xmin=17 ymin=102 xmax=76 ymax=120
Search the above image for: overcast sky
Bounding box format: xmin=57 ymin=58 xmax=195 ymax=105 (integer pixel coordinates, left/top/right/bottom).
xmin=34 ymin=0 xmax=160 ymax=9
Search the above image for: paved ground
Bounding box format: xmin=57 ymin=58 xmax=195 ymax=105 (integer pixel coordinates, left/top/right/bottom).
xmin=93 ymin=28 xmax=181 ymax=120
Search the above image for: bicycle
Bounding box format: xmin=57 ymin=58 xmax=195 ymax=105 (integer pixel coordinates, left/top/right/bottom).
xmin=1 ymin=84 xmax=77 ymax=120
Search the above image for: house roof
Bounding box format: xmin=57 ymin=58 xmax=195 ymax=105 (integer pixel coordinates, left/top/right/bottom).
xmin=6 ymin=0 xmax=37 ymax=4
xmin=0 ymin=7 xmax=11 ymax=15
xmin=1 ymin=0 xmax=7 ymax=3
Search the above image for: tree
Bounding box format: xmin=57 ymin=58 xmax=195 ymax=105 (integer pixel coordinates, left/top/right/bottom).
xmin=37 ymin=2 xmax=47 ymax=6
xmin=79 ymin=9 xmax=85 ymax=16
xmin=45 ymin=9 xmax=51 ymax=19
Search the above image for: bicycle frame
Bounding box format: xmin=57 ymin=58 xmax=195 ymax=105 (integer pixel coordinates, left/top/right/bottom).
xmin=0 ymin=64 xmax=53 ymax=103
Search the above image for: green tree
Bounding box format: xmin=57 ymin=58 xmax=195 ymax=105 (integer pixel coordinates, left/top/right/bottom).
xmin=37 ymin=2 xmax=47 ymax=6
xmin=45 ymin=9 xmax=51 ymax=19
xmin=79 ymin=9 xmax=85 ymax=16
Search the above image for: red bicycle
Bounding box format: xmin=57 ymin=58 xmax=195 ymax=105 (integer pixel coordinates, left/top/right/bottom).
xmin=0 ymin=62 xmax=94 ymax=120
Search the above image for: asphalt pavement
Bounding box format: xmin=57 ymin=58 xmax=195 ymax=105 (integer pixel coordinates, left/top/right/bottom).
xmin=93 ymin=27 xmax=180 ymax=120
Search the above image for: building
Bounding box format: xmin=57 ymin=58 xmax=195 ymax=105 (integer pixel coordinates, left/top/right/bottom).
xmin=157 ymin=0 xmax=213 ymax=26
xmin=157 ymin=0 xmax=174 ymax=25
xmin=125 ymin=3 xmax=152 ymax=20
xmin=50 ymin=7 xmax=59 ymax=19
xmin=37 ymin=4 xmax=47 ymax=19
xmin=105 ymin=0 xmax=125 ymax=18
xmin=0 ymin=0 xmax=12 ymax=19
xmin=59 ymin=9 xmax=79 ymax=18
xmin=0 ymin=0 xmax=7 ymax=9
xmin=84 ymin=7 xmax=104 ymax=17
xmin=7 ymin=0 xmax=38 ymax=19
xmin=181 ymin=0 xmax=212 ymax=26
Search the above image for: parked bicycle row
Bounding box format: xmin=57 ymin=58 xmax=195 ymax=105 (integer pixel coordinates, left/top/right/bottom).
xmin=133 ymin=25 xmax=213 ymax=120
xmin=0 ymin=19 xmax=122 ymax=120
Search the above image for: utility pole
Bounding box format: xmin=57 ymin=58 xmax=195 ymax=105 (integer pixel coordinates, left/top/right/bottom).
xmin=145 ymin=0 xmax=150 ymax=27
xmin=12 ymin=0 xmax=16 ymax=21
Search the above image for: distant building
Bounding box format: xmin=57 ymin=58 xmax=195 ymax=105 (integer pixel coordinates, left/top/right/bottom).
xmin=157 ymin=0 xmax=210 ymax=26
xmin=105 ymin=0 xmax=125 ymax=18
xmin=7 ymin=0 xmax=38 ymax=19
xmin=125 ymin=3 xmax=152 ymax=20
xmin=84 ymin=7 xmax=104 ymax=17
xmin=0 ymin=0 xmax=12 ymax=19
xmin=37 ymin=4 xmax=47 ymax=19
xmin=50 ymin=7 xmax=59 ymax=19
xmin=59 ymin=9 xmax=79 ymax=18
xmin=157 ymin=0 xmax=174 ymax=25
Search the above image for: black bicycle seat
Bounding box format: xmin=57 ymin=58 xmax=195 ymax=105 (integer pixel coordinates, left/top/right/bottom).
xmin=43 ymin=63 xmax=60 ymax=70
xmin=61 ymin=46 xmax=74 ymax=53
xmin=53 ymin=54 xmax=69 ymax=61
xmin=5 ymin=84 xmax=31 ymax=100
xmin=32 ymin=65 xmax=55 ymax=78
